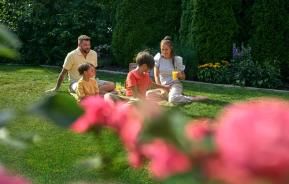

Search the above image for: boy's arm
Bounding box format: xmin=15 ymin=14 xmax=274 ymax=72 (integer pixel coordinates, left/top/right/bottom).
xmin=131 ymin=86 xmax=140 ymax=98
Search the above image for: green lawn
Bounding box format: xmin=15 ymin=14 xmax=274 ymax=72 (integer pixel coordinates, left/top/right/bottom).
xmin=0 ymin=65 xmax=288 ymax=184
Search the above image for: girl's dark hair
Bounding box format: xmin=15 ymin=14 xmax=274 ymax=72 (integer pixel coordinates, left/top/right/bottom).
xmin=78 ymin=63 xmax=94 ymax=75
xmin=136 ymin=51 xmax=155 ymax=69
xmin=160 ymin=36 xmax=175 ymax=69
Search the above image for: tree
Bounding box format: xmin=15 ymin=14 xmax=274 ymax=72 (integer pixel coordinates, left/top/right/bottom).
xmin=0 ymin=0 xmax=113 ymax=65
xmin=250 ymin=0 xmax=289 ymax=81
xmin=111 ymin=0 xmax=181 ymax=66
xmin=180 ymin=0 xmax=237 ymax=63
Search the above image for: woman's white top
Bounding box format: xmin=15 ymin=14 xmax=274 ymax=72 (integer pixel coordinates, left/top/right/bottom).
xmin=154 ymin=53 xmax=185 ymax=85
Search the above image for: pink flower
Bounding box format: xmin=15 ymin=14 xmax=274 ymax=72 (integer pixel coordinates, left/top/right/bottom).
xmin=0 ymin=168 xmax=30 ymax=184
xmin=128 ymin=150 xmax=143 ymax=168
xmin=71 ymin=96 xmax=145 ymax=165
xmin=215 ymin=98 xmax=289 ymax=183
xmin=141 ymin=139 xmax=192 ymax=179
xmin=186 ymin=119 xmax=213 ymax=141
xmin=205 ymin=155 xmax=259 ymax=184
xmin=109 ymin=103 xmax=143 ymax=150
xmin=71 ymin=96 xmax=114 ymax=133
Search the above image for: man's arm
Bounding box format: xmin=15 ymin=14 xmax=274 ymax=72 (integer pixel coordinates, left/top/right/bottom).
xmin=46 ymin=68 xmax=68 ymax=92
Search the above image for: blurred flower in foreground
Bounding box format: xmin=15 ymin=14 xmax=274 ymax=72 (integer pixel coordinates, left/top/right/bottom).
xmin=213 ymin=98 xmax=289 ymax=184
xmin=0 ymin=167 xmax=30 ymax=184
xmin=140 ymin=139 xmax=192 ymax=179
xmin=70 ymin=95 xmax=289 ymax=183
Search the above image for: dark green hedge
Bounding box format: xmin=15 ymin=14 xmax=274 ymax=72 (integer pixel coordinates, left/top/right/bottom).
xmin=1 ymin=0 xmax=289 ymax=82
xmin=111 ymin=0 xmax=181 ymax=66
xmin=250 ymin=0 xmax=289 ymax=80
xmin=0 ymin=0 xmax=113 ymax=65
xmin=179 ymin=0 xmax=237 ymax=64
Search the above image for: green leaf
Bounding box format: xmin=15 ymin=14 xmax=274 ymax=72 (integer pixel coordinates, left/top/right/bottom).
xmin=74 ymin=155 xmax=103 ymax=171
xmin=0 ymin=25 xmax=21 ymax=59
xmin=162 ymin=168 xmax=207 ymax=184
xmin=139 ymin=109 xmax=191 ymax=153
xmin=0 ymin=25 xmax=21 ymax=48
xmin=0 ymin=44 xmax=19 ymax=59
xmin=0 ymin=128 xmax=27 ymax=150
xmin=30 ymin=93 xmax=84 ymax=127
xmin=161 ymin=172 xmax=195 ymax=184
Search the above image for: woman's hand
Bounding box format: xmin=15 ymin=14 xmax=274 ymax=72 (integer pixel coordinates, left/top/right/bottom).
xmin=162 ymin=85 xmax=171 ymax=92
xmin=177 ymin=71 xmax=186 ymax=80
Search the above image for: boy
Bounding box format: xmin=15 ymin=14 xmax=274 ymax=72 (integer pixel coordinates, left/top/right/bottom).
xmin=126 ymin=51 xmax=169 ymax=100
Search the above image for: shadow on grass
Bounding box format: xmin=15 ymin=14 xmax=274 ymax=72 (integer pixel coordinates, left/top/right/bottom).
xmin=174 ymin=99 xmax=229 ymax=108
xmin=198 ymin=99 xmax=230 ymax=106
xmin=0 ymin=65 xmax=61 ymax=74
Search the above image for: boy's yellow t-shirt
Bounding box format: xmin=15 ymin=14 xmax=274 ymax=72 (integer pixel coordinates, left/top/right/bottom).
xmin=76 ymin=78 xmax=99 ymax=100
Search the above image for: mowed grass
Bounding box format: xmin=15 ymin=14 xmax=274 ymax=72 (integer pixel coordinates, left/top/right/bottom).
xmin=0 ymin=65 xmax=289 ymax=184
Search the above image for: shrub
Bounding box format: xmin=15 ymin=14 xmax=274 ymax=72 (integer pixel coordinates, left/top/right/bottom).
xmin=179 ymin=0 xmax=237 ymax=63
xmin=250 ymin=0 xmax=289 ymax=81
xmin=197 ymin=61 xmax=231 ymax=84
xmin=174 ymin=43 xmax=199 ymax=80
xmin=230 ymin=46 xmax=282 ymax=88
xmin=197 ymin=45 xmax=282 ymax=89
xmin=112 ymin=0 xmax=181 ymax=67
xmin=231 ymin=58 xmax=282 ymax=89
xmin=0 ymin=0 xmax=113 ymax=65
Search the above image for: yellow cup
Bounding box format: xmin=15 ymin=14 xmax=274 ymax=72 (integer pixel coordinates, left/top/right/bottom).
xmin=172 ymin=71 xmax=178 ymax=80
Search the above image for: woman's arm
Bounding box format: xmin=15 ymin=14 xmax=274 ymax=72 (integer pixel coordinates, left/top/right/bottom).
xmin=151 ymin=82 xmax=170 ymax=91
xmin=154 ymin=67 xmax=161 ymax=85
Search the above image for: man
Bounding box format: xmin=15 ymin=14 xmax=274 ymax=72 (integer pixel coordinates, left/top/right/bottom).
xmin=46 ymin=35 xmax=115 ymax=94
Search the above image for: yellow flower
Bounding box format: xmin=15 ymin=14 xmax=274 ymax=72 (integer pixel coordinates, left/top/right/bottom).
xmin=221 ymin=60 xmax=229 ymax=65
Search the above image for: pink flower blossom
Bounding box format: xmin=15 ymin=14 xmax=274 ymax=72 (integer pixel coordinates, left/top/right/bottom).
xmin=0 ymin=168 xmax=30 ymax=184
xmin=140 ymin=139 xmax=192 ymax=179
xmin=186 ymin=119 xmax=213 ymax=141
xmin=215 ymin=98 xmax=289 ymax=183
xmin=109 ymin=102 xmax=143 ymax=150
xmin=128 ymin=150 xmax=143 ymax=168
xmin=71 ymin=96 xmax=114 ymax=133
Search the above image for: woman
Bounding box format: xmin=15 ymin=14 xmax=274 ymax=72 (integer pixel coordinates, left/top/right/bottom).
xmin=154 ymin=36 xmax=206 ymax=104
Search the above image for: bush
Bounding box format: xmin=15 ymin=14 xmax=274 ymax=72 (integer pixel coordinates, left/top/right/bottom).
xmin=197 ymin=45 xmax=282 ymax=89
xmin=174 ymin=43 xmax=199 ymax=80
xmin=0 ymin=0 xmax=113 ymax=65
xmin=250 ymin=0 xmax=289 ymax=81
xmin=112 ymin=0 xmax=181 ymax=67
xmin=197 ymin=61 xmax=231 ymax=84
xmin=231 ymin=54 xmax=282 ymax=89
xmin=179 ymin=0 xmax=237 ymax=63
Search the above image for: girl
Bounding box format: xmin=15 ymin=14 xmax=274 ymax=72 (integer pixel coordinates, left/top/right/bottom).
xmin=154 ymin=36 xmax=207 ymax=104
xmin=76 ymin=63 xmax=99 ymax=101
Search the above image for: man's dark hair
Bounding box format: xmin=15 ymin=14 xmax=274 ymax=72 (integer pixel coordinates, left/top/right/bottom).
xmin=135 ymin=51 xmax=155 ymax=69
xmin=78 ymin=63 xmax=94 ymax=75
